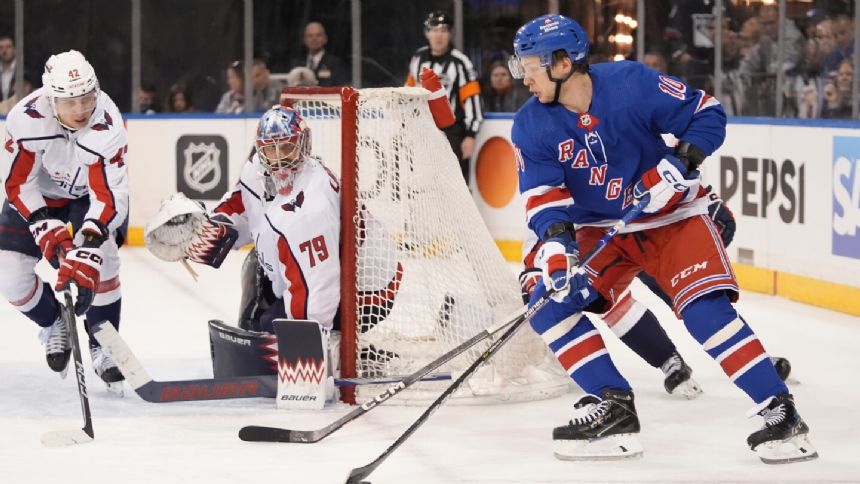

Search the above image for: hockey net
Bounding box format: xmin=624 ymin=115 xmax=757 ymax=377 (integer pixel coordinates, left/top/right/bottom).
xmin=280 ymin=86 xmax=570 ymax=405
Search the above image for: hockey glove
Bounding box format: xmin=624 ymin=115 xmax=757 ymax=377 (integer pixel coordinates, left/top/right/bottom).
xmin=56 ymin=246 xmax=103 ymax=316
xmin=705 ymin=185 xmax=736 ymax=247
xmin=28 ymin=209 xmax=73 ymax=269
xmin=633 ymin=154 xmax=699 ymax=214
xmin=185 ymin=213 xmax=239 ymax=268
xmin=536 ymin=237 xmax=591 ymax=304
xmin=518 ymin=267 xmax=541 ymax=304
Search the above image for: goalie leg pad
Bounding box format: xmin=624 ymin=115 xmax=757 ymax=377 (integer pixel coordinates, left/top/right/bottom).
xmin=208 ymin=320 xmax=277 ymax=378
xmin=273 ymin=319 xmax=333 ymax=409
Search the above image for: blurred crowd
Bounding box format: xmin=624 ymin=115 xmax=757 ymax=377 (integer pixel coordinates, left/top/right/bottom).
xmin=653 ymin=1 xmax=858 ymax=119
xmin=1 ymin=2 xmax=858 ymax=120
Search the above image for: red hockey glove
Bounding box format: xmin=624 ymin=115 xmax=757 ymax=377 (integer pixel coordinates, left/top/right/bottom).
xmin=55 ymin=247 xmax=104 ymax=316
xmin=633 ymin=154 xmax=699 ymax=214
xmin=28 ymin=212 xmax=73 ymax=269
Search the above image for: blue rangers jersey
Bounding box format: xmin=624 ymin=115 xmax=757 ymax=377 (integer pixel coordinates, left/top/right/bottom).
xmin=512 ymin=61 xmax=726 ymax=240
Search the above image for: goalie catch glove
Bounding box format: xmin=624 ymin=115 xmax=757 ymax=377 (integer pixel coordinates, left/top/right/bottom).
xmin=144 ymin=193 xmax=238 ymax=268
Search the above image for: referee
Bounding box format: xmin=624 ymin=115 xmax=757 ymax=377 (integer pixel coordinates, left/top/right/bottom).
xmin=406 ymin=11 xmax=483 ymax=184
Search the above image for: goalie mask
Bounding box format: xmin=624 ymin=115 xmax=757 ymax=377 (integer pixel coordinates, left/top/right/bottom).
xmin=255 ymin=106 xmax=311 ymax=194
xmin=42 ymin=50 xmax=100 ymax=130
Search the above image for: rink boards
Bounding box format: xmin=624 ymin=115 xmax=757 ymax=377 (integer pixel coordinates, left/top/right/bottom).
xmin=1 ymin=113 xmax=858 ymax=315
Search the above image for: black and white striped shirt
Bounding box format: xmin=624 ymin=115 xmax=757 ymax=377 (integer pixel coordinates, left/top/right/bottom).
xmin=406 ymin=46 xmax=483 ymax=136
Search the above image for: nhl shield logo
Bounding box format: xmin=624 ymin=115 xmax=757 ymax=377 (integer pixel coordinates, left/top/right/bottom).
xmin=176 ymin=135 xmax=228 ymax=199
xmin=183 ymin=142 xmax=222 ymax=193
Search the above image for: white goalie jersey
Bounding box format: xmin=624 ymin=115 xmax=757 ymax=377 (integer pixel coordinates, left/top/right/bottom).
xmin=212 ymin=154 xmax=400 ymax=330
xmin=213 ymin=155 xmax=341 ymax=328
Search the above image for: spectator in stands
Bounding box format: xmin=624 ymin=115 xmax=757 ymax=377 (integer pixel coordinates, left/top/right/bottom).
xmin=739 ymin=4 xmax=804 ymax=115
xmin=165 ymin=83 xmax=196 ymax=113
xmin=826 ymin=14 xmax=855 ymax=75
xmin=286 ymin=66 xmax=318 ymax=87
xmin=815 ymin=17 xmax=838 ymax=73
xmin=295 ymin=22 xmax=348 ymax=87
xmin=138 ymin=83 xmax=159 ymax=114
xmin=406 ymin=11 xmax=483 ymax=184
xmin=482 ymin=60 xmax=528 ymax=112
xmin=821 ymin=59 xmax=854 ymax=119
xmin=0 ymin=71 xmax=30 ymax=116
xmin=251 ymin=59 xmax=282 ymax=111
xmin=642 ymin=51 xmax=669 ymax=73
xmin=216 ymin=60 xmax=245 ymax=114
xmin=737 ymin=17 xmax=762 ymax=58
xmin=719 ymin=25 xmax=747 ymax=116
xmin=792 ymin=37 xmax=826 ymax=119
xmin=0 ymin=35 xmax=17 ymax=102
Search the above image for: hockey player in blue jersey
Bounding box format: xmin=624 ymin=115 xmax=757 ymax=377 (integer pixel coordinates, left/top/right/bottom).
xmin=508 ymin=14 xmax=816 ymax=463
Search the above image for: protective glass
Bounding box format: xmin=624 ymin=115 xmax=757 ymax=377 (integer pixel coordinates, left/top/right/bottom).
xmin=54 ymin=91 xmax=98 ymax=117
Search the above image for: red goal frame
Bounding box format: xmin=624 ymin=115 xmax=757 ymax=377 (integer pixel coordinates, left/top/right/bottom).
xmin=280 ymin=86 xmax=360 ymax=403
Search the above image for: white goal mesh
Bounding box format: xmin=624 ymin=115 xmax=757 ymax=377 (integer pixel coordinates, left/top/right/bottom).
xmin=281 ymin=87 xmax=570 ymax=405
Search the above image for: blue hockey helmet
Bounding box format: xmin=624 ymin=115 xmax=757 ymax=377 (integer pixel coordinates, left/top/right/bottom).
xmin=255 ymin=106 xmax=311 ymax=184
xmin=509 ymin=14 xmax=589 ymax=79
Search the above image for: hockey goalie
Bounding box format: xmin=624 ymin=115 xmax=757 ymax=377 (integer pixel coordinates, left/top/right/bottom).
xmin=144 ymin=105 xmax=402 ymax=408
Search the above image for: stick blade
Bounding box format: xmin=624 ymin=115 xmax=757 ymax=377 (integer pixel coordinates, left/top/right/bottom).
xmin=239 ymin=425 xmax=305 ymax=443
xmin=41 ymin=428 xmax=94 ymax=447
xmin=345 ymin=465 xmax=374 ymax=484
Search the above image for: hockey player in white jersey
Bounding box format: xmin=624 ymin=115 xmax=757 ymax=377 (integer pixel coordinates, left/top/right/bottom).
xmin=0 ymin=50 xmax=128 ymax=392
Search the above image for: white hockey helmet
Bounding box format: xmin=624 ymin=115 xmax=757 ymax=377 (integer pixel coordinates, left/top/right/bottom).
xmin=42 ymin=50 xmax=100 ymax=128
xmin=42 ymin=50 xmax=99 ymax=98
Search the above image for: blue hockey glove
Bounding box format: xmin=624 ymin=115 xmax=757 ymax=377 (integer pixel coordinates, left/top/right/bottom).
xmin=705 ymin=185 xmax=736 ymax=247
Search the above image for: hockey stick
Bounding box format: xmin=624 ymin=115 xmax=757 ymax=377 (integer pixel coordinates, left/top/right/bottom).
xmin=238 ymin=305 xmax=527 ymax=443
xmin=346 ymin=302 xmax=531 ymax=483
xmin=344 ymin=196 xmax=650 ymax=483
xmin=41 ymin=289 xmax=94 ymax=447
xmin=90 ymin=321 xmax=451 ymax=403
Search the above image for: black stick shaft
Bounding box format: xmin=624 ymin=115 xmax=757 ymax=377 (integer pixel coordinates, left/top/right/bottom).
xmin=64 ymin=289 xmax=94 ymax=439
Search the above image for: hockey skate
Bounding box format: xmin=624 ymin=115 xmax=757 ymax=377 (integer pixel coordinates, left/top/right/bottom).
xmin=90 ymin=346 xmax=125 ymax=396
xmin=553 ymin=388 xmax=643 ymax=461
xmin=39 ymin=317 xmax=71 ymax=377
xmin=661 ymin=352 xmax=702 ymax=399
xmin=747 ymin=393 xmax=818 ymax=464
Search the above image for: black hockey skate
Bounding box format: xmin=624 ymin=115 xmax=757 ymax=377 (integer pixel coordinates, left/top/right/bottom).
xmin=661 ymin=352 xmax=702 ymax=399
xmin=40 ymin=317 xmax=71 ymax=375
xmin=553 ymin=388 xmax=642 ymax=460
xmin=747 ymin=393 xmax=818 ymax=464
xmin=91 ymin=346 xmax=125 ymax=396
xmin=771 ymin=357 xmax=791 ymax=381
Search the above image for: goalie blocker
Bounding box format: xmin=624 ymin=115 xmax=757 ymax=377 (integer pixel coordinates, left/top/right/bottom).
xmin=209 ymin=319 xmax=336 ymax=409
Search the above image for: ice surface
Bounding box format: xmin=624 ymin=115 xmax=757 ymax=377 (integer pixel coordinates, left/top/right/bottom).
xmin=2 ymin=248 xmax=858 ymax=483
